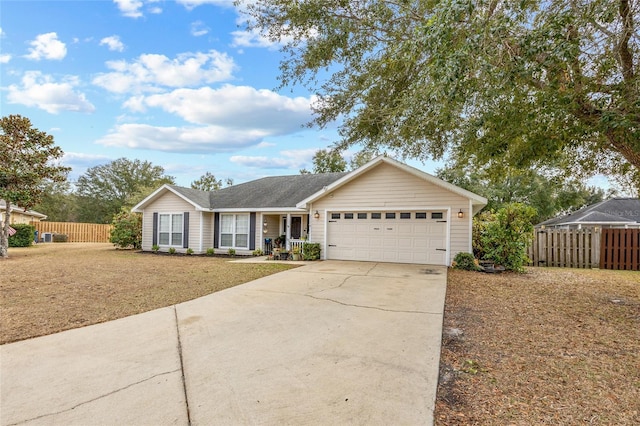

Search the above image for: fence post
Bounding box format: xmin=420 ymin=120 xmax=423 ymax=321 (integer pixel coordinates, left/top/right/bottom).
xmin=593 ymin=227 xmax=601 ymax=269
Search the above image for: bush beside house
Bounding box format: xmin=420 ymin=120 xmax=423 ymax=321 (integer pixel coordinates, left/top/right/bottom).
xmin=109 ymin=209 xmax=142 ymax=249
xmin=473 ymin=203 xmax=537 ymax=272
xmin=8 ymin=224 xmax=35 ymax=247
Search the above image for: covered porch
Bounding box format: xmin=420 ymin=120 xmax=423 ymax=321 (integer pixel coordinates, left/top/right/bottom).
xmin=260 ymin=212 xmax=311 ymax=255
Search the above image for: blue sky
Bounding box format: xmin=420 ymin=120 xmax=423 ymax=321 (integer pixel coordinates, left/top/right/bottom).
xmin=0 ymin=0 xmax=445 ymax=187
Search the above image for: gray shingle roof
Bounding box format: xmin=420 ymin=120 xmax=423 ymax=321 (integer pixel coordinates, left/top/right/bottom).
xmin=538 ymin=198 xmax=640 ymax=226
xmin=169 ymin=172 xmax=348 ymax=210
xmin=168 ymin=186 xmax=212 ymax=208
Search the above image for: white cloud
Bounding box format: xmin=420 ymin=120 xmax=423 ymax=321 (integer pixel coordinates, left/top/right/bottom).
xmin=257 ymin=141 xmax=276 ymax=148
xmin=114 ymin=0 xmax=144 ymax=18
xmin=0 ymin=54 xmax=10 ymax=63
xmin=190 ymin=21 xmax=210 ymax=37
xmin=96 ymin=123 xmax=266 ymax=153
xmin=63 ymin=152 xmax=113 ymax=167
xmin=93 ymin=50 xmax=236 ymax=94
xmin=231 ymin=12 xmax=304 ymax=51
xmin=63 ymin=152 xmax=114 ymax=181
xmin=135 ymin=85 xmax=313 ymax=134
xmin=176 ymin=0 xmax=233 ymax=10
xmin=230 ymin=148 xmax=317 ymax=169
xmin=99 ymin=35 xmax=125 ymax=52
xmin=7 ymin=71 xmax=95 ymax=114
xmin=111 ymin=86 xmax=314 ymax=155
xmin=231 ymin=28 xmax=283 ymax=51
xmin=25 ymin=32 xmax=67 ymax=61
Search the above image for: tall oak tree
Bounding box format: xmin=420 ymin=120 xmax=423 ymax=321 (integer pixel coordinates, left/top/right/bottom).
xmin=242 ymin=0 xmax=639 ymax=190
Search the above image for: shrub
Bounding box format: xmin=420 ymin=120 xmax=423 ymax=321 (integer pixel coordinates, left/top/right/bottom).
xmin=206 ymin=247 xmax=214 ymax=256
xmin=8 ymin=224 xmax=35 ymax=247
xmin=472 ymin=211 xmax=494 ymax=260
xmin=186 ymin=248 xmax=194 ymax=255
xmin=453 ymin=252 xmax=479 ymax=271
xmin=52 ymin=233 xmax=68 ymax=243
xmin=228 ymin=248 xmax=236 ymax=256
xmin=252 ymin=248 xmax=263 ymax=256
xmin=152 ymin=244 xmax=160 ymax=253
xmin=168 ymin=247 xmax=176 ymax=254
xmin=302 ymin=242 xmax=321 ymax=260
xmin=109 ymin=209 xmax=142 ymax=249
xmin=479 ymin=203 xmax=537 ymax=272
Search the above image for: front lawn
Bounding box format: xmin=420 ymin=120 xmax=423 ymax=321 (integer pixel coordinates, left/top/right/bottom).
xmin=436 ymin=267 xmax=640 ymax=425
xmin=1 ymin=243 xmax=296 ymax=344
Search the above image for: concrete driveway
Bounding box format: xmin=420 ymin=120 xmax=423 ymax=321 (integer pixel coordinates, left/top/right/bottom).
xmin=1 ymin=261 xmax=447 ymax=425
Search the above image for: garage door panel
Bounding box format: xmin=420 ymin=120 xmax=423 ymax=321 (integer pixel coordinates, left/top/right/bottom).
xmin=411 ymin=238 xmax=428 ymax=250
xmin=327 ymin=211 xmax=447 ymax=265
xmin=397 ymin=237 xmax=415 ymax=247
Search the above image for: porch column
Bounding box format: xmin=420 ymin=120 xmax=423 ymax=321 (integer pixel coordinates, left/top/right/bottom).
xmin=286 ymin=213 xmax=291 ymax=250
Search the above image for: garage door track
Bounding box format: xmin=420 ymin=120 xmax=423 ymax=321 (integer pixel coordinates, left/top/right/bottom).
xmin=1 ymin=261 xmax=447 ymax=425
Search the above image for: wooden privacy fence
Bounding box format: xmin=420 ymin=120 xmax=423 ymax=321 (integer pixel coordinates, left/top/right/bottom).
xmin=31 ymin=221 xmax=113 ymax=243
xmin=528 ymin=228 xmax=601 ymax=269
xmin=600 ymin=229 xmax=640 ymax=271
xmin=529 ymin=228 xmax=640 ymax=270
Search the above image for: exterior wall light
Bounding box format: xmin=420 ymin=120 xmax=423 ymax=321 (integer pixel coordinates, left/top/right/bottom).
xmin=457 ymin=209 xmax=464 ymax=219
xmin=314 ymin=210 xmax=320 ymax=219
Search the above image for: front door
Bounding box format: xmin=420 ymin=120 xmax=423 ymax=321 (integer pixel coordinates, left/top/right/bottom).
xmin=291 ymin=216 xmax=302 ymax=239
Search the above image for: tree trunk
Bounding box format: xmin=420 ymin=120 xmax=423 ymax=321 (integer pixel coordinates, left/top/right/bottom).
xmin=1 ymin=200 xmax=10 ymax=258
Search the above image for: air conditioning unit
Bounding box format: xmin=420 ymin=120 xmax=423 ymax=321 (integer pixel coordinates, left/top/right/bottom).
xmin=42 ymin=232 xmax=53 ymax=243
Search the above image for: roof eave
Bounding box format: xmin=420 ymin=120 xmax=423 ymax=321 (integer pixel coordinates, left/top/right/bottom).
xmin=213 ymin=207 xmax=308 ymax=213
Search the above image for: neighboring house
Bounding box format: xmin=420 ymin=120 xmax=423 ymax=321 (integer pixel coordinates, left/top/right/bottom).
xmin=537 ymin=198 xmax=640 ymax=230
xmin=0 ymin=201 xmax=47 ymax=225
xmin=132 ymin=156 xmax=487 ymax=265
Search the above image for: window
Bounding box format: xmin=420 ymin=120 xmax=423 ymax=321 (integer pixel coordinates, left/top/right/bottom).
xmin=371 ymin=213 xmax=381 ymax=219
xmin=416 ymin=212 xmax=427 ymax=219
xmin=385 ymin=212 xmax=396 ymax=219
xmin=357 ymin=213 xmax=367 ymax=219
xmin=159 ymin=213 xmax=183 ymax=246
xmin=220 ymin=214 xmax=249 ymax=248
xmin=331 ymin=213 xmax=341 ymax=219
xmin=400 ymin=212 xmax=411 ymax=219
xmin=431 ymin=212 xmax=444 ymax=219
xmin=344 ymin=213 xmax=354 ymax=219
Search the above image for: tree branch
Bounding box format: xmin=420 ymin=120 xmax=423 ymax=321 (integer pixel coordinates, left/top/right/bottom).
xmin=617 ymin=0 xmax=635 ymax=82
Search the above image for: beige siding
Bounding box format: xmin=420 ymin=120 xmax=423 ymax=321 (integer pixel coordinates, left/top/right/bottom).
xmin=12 ymin=212 xmax=40 ymax=224
xmin=141 ymin=191 xmax=201 ymax=253
xmin=202 ymin=212 xmax=214 ymax=252
xmin=310 ymin=162 xmax=473 ymax=264
xmin=1 ymin=210 xmax=44 ymax=224
xmin=262 ymin=215 xmax=281 ymax=241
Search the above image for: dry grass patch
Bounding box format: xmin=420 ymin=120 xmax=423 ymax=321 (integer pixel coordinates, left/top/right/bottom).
xmin=436 ymin=267 xmax=640 ymax=425
xmin=1 ymin=243 xmax=297 ymax=344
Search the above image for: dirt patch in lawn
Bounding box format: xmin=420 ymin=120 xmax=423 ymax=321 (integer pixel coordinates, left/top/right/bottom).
xmin=435 ymin=267 xmax=640 ymax=425
xmin=1 ymin=243 xmax=297 ymax=344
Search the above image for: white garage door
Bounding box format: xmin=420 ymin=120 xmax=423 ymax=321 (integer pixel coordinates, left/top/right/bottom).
xmin=326 ymin=211 xmax=448 ymax=265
